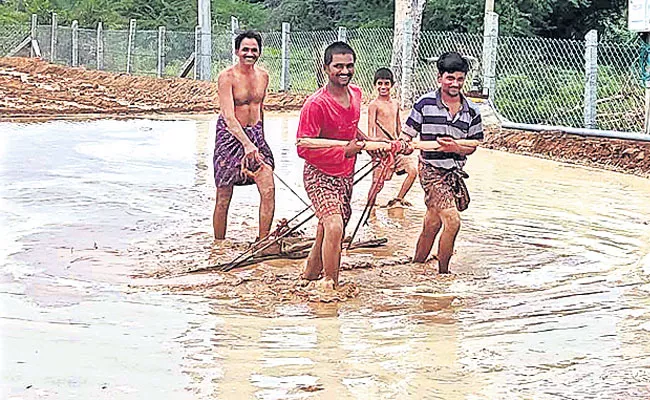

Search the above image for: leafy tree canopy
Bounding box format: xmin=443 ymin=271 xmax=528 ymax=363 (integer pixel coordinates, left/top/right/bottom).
xmin=0 ymin=0 xmax=631 ymax=40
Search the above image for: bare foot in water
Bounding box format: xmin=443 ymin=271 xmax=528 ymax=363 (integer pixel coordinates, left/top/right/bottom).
xmin=315 ymin=277 xmax=336 ymax=292
xmin=259 ymin=241 xmax=281 ymax=256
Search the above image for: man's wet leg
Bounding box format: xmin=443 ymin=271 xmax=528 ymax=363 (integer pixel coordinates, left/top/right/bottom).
xmin=413 ymin=207 xmax=442 ymax=263
xmin=321 ymin=214 xmax=344 ymax=287
xmin=396 ymin=163 xmax=417 ymax=203
xmin=214 ymin=186 xmax=234 ymax=239
xmin=303 ymin=222 xmax=324 ymax=280
xmin=254 ymin=165 xmax=276 ymax=239
xmin=437 ymin=208 xmax=461 ymax=274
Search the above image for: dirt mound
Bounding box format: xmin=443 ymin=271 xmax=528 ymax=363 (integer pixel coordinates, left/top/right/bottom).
xmin=483 ymin=127 xmax=650 ymax=178
xmin=0 ymin=57 xmax=307 ymax=119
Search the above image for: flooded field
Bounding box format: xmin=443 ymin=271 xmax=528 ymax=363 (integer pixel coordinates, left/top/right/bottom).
xmin=2 ymin=113 xmax=650 ymax=399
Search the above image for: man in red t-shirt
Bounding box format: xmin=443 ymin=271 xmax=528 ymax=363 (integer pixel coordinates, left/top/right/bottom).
xmin=297 ymin=41 xmax=365 ymax=290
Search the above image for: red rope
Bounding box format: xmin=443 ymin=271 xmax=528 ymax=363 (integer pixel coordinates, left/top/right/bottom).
xmin=366 ymin=140 xmax=407 ymax=206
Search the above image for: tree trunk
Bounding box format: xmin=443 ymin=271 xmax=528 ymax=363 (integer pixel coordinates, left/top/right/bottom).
xmin=391 ymin=0 xmax=426 ymax=103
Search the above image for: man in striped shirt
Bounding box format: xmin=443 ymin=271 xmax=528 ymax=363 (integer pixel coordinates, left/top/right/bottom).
xmin=401 ymin=52 xmax=483 ymax=273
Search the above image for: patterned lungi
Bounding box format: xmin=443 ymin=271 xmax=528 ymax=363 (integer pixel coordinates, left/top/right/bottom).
xmin=303 ymin=163 xmax=354 ymax=226
xmin=419 ymin=162 xmax=470 ymax=211
xmin=394 ymin=153 xmax=417 ymax=174
xmin=213 ymin=115 xmax=275 ymax=188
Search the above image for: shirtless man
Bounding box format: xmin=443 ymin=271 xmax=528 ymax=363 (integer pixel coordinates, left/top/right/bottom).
xmin=213 ymin=30 xmax=275 ymax=244
xmin=367 ymin=68 xmax=417 ymax=208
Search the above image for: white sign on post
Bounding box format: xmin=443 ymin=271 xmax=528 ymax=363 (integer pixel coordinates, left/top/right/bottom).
xmin=629 ymin=0 xmax=650 ymax=32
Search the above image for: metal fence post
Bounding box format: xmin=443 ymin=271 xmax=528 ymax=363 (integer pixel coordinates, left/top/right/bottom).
xmin=50 ymin=13 xmax=57 ymax=62
xmin=644 ymin=33 xmax=650 ymax=135
xmin=338 ymin=27 xmax=347 ymax=42
xmin=96 ymin=22 xmax=103 ymax=70
xmin=194 ymin=25 xmax=201 ymax=79
xmin=400 ymin=19 xmax=414 ymax=109
xmin=583 ymin=30 xmax=598 ymax=129
xmin=71 ymin=20 xmax=79 ymax=67
xmin=30 ymin=14 xmax=37 ymax=57
xmin=281 ymin=22 xmax=290 ymax=91
xmin=231 ymin=16 xmax=239 ymax=65
xmin=126 ymin=19 xmax=136 ymax=73
xmin=481 ymin=11 xmax=499 ymax=98
xmin=157 ymin=26 xmax=166 ymax=78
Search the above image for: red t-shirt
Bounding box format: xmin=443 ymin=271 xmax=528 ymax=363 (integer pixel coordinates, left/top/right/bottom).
xmin=297 ymin=84 xmax=362 ymax=177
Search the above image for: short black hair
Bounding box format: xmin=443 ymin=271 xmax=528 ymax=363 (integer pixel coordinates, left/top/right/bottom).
xmin=374 ymin=68 xmax=394 ymax=85
xmin=323 ymin=41 xmax=356 ymax=66
xmin=235 ymin=30 xmax=262 ymax=52
xmin=437 ymin=52 xmax=469 ymax=75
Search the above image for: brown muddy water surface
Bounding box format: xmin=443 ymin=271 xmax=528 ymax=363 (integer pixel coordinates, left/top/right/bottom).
xmin=2 ymin=113 xmax=650 ymax=399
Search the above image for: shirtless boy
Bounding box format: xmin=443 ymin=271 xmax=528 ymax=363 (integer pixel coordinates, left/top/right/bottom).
xmin=367 ymin=68 xmax=417 ymax=208
xmin=213 ymin=30 xmax=275 ymax=244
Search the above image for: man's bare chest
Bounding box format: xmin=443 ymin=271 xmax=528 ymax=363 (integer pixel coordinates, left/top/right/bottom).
xmin=232 ymin=77 xmax=265 ymax=105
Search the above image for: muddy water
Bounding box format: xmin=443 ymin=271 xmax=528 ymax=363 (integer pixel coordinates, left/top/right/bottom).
xmin=2 ymin=114 xmax=650 ymax=399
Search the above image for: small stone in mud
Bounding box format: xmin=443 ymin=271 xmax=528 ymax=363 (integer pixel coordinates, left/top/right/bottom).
xmin=26 ymin=385 xmax=32 ymax=389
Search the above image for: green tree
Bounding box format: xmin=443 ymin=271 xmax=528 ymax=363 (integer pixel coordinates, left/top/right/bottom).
xmin=124 ymin=0 xmax=197 ymax=30
xmin=265 ymin=0 xmax=340 ymax=31
xmin=213 ymin=0 xmax=268 ymax=30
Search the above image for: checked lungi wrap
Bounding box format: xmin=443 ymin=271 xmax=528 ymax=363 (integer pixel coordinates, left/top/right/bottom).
xmin=303 ymin=163 xmax=353 ymax=226
xmin=213 ymin=115 xmax=275 ymax=188
xmin=419 ymin=163 xmax=470 ymax=211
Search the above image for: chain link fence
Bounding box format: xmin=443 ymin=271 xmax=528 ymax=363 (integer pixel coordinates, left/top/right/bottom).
xmin=0 ymin=24 xmax=29 ymax=56
xmin=0 ymin=19 xmax=646 ymax=132
xmin=495 ymin=36 xmax=586 ymax=128
xmin=597 ymin=39 xmax=644 ymax=132
xmin=494 ymin=36 xmax=644 ymax=131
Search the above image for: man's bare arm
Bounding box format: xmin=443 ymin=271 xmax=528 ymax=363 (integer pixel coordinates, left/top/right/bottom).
xmin=260 ymin=70 xmax=269 ymax=124
xmin=217 ymin=71 xmax=256 ymax=152
xmin=457 ymin=140 xmax=480 ymax=155
xmin=395 ymin=103 xmax=402 ymax=138
xmin=367 ymin=103 xmax=378 ymax=138
xmin=437 ymin=137 xmax=480 ymax=155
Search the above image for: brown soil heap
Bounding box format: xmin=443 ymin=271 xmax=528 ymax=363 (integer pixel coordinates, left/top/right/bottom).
xmin=0 ymin=57 xmax=306 ymax=118
xmin=483 ymin=127 xmax=650 ymax=178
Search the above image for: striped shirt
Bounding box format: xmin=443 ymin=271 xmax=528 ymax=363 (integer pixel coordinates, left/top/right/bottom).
xmin=403 ymin=89 xmax=484 ymax=169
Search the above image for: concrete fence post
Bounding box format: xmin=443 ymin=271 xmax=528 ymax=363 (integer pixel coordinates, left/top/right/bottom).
xmin=30 ymin=14 xmax=37 ymax=57
xmin=583 ymin=29 xmax=598 ymax=129
xmin=194 ymin=25 xmax=201 ymax=79
xmin=400 ymin=19 xmax=414 ymax=109
xmin=481 ymin=11 xmax=499 ymax=98
xmin=157 ymin=26 xmax=166 ymax=78
xmin=196 ymin=0 xmax=212 ymax=81
xmin=126 ymin=19 xmax=136 ymax=73
xmin=337 ymin=26 xmax=347 ymax=42
xmin=231 ymin=16 xmax=239 ymax=65
xmin=96 ymin=22 xmax=103 ymax=70
xmin=281 ymin=22 xmax=290 ymax=91
xmin=50 ymin=13 xmax=58 ymax=62
xmin=71 ymin=20 xmax=79 ymax=67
